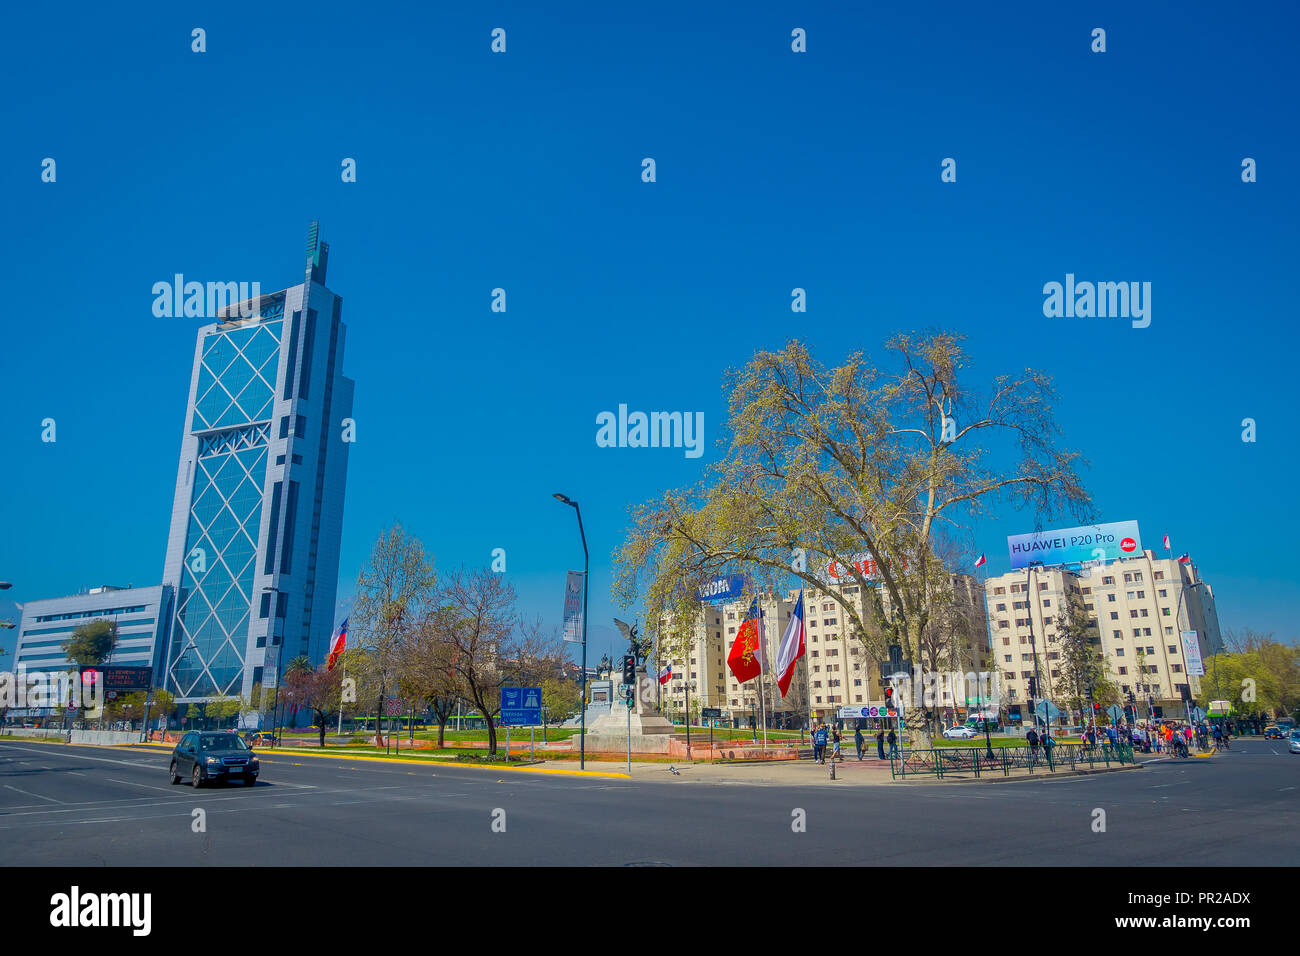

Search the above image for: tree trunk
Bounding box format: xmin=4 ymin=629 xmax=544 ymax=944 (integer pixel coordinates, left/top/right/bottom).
xmin=374 ymin=687 xmax=385 ymax=747
xmin=436 ymin=716 xmax=447 ymax=747
xmin=319 ymin=719 xmax=326 ymax=748
xmin=486 ymin=716 xmax=497 ymax=755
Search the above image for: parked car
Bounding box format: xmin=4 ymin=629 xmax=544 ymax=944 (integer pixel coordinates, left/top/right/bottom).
xmin=170 ymin=731 xmax=259 ymax=787
xmin=942 ymin=726 xmax=978 ymax=739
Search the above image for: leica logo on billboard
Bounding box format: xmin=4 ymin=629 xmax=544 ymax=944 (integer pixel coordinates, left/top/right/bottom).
xmin=1120 ymin=538 xmax=1137 ymax=553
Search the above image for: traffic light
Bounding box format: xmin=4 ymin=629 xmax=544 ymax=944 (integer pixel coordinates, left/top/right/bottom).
xmin=1027 ymin=676 xmax=1038 ymax=697
xmin=1027 ymin=699 xmax=1036 ymax=715
xmin=1093 ymin=703 xmax=1101 ymax=713
xmin=884 ymin=685 xmax=895 ymax=715
xmin=622 ymin=655 xmax=636 ymax=685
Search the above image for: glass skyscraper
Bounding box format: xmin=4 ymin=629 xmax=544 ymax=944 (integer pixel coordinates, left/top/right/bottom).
xmin=159 ymin=223 xmax=354 ymax=704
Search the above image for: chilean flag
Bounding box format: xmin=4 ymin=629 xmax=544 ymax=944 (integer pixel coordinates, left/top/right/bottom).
xmin=1177 ymin=553 xmax=1191 ymax=564
xmin=658 ymin=664 xmax=672 ymax=685
xmin=775 ymin=591 xmax=807 ymax=698
xmin=973 ymin=553 xmax=986 ymax=569
xmin=327 ymin=617 xmax=348 ymax=670
xmin=727 ymin=598 xmax=765 ymax=684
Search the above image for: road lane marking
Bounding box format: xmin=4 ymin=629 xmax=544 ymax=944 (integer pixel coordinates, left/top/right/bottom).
xmin=4 ymin=784 xmax=64 ymax=804
xmin=0 ymin=743 xmax=161 ymax=770
xmin=106 ymin=776 xmax=180 ymax=793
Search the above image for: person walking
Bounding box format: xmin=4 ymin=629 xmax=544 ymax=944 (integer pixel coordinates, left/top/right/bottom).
xmin=813 ymin=722 xmax=828 ymax=764
xmin=1042 ymin=731 xmax=1055 ymax=763
xmin=854 ymin=726 xmax=865 ymax=761
xmin=1026 ymin=727 xmax=1040 ymax=763
xmin=876 ymin=728 xmax=886 ymax=760
xmin=831 ymin=728 xmax=842 ymax=762
xmin=887 ymin=727 xmax=899 ymax=759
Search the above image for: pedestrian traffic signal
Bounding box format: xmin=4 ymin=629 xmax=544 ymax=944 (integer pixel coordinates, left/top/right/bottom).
xmin=1093 ymin=703 xmax=1101 ymax=713
xmin=622 ymin=655 xmax=636 ymax=684
xmin=884 ymin=685 xmax=896 ymax=715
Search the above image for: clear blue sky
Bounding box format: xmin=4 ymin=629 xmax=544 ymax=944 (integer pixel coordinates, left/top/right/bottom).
xmin=2 ymin=3 xmax=1297 ymax=666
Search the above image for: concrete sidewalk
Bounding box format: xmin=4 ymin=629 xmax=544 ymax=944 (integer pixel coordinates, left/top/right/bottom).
xmin=603 ymin=756 xmax=896 ymax=786
xmin=573 ymin=754 xmax=1144 ymax=786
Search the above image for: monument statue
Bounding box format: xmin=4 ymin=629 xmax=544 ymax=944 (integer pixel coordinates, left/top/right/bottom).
xmin=586 ymin=618 xmax=674 ymax=739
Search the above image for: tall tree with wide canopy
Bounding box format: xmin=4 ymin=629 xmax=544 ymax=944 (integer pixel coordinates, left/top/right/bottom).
xmin=432 ymin=567 xmax=564 ymax=755
xmin=615 ymin=333 xmax=1092 ymax=736
xmin=350 ymin=522 xmax=437 ymax=748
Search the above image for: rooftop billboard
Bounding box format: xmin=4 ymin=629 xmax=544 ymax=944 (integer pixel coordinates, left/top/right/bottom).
xmin=1007 ymin=520 xmax=1141 ymax=570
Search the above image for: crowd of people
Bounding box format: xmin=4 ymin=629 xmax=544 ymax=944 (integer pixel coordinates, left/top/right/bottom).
xmin=805 ymin=716 xmax=1235 ymax=764
xmin=1128 ymin=720 xmax=1228 ymax=755
xmin=809 ymin=720 xmax=899 ymax=763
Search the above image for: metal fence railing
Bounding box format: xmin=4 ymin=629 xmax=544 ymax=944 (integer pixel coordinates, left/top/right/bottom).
xmin=890 ymin=743 xmax=1136 ymax=779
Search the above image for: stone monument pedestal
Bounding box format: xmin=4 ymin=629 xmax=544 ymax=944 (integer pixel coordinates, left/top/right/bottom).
xmin=581 ymin=668 xmax=676 ymax=751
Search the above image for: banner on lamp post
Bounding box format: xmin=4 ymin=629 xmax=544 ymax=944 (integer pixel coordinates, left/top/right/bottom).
xmin=1180 ymin=630 xmax=1205 ymax=676
xmin=562 ymin=571 xmax=585 ymax=643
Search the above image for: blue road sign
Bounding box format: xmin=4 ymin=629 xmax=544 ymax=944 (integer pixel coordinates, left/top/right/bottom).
xmin=500 ymin=686 xmax=542 ymax=725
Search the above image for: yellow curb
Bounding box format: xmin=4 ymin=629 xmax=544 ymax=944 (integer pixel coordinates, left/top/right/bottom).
xmin=22 ymin=738 xmax=629 ymax=779
xmin=240 ymin=746 xmax=630 ymax=779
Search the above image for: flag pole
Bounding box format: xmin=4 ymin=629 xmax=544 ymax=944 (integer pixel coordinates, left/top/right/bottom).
xmin=759 ymin=606 xmax=768 ymax=750
xmin=336 ymin=654 xmax=345 ymax=738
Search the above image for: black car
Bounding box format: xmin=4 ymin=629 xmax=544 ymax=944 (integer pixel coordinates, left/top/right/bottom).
xmin=170 ymin=731 xmax=260 ymax=787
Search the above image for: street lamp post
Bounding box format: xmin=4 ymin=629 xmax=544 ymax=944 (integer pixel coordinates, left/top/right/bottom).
xmin=685 ymin=680 xmax=695 ymax=759
xmin=1171 ymin=580 xmax=1207 ymax=724
xmin=1024 ymin=562 xmax=1053 ymax=744
xmin=553 ymin=493 xmax=589 ymax=771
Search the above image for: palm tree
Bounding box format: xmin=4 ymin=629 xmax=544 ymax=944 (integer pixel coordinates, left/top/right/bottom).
xmin=286 ymin=655 xmax=313 ymax=675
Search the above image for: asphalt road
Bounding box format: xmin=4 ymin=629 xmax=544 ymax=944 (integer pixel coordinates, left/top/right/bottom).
xmin=0 ymin=738 xmax=1294 ymax=865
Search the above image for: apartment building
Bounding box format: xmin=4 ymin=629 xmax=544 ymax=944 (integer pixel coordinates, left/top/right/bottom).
xmin=983 ymin=549 xmax=1221 ymax=715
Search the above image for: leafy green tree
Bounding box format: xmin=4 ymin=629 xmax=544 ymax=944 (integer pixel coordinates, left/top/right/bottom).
xmin=146 ymin=689 xmax=177 ymax=731
xmin=615 ymin=334 xmax=1091 ymax=735
xmin=541 ymin=677 xmax=581 ymax=734
xmin=1199 ymin=633 xmax=1300 ymax=719
xmin=62 ymin=619 xmax=118 ymax=666
xmin=208 ymin=696 xmax=242 ymax=728
xmin=433 ymin=567 xmax=564 ymax=755
xmin=351 ymin=523 xmax=438 ymax=748
xmin=286 ymin=656 xmax=313 ymax=676
xmin=280 ymin=665 xmax=343 ymax=747
xmin=1052 ymin=596 xmax=1115 ymax=719
xmin=186 ymin=700 xmax=207 ymax=730
xmin=400 ymin=606 xmax=462 ymax=746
